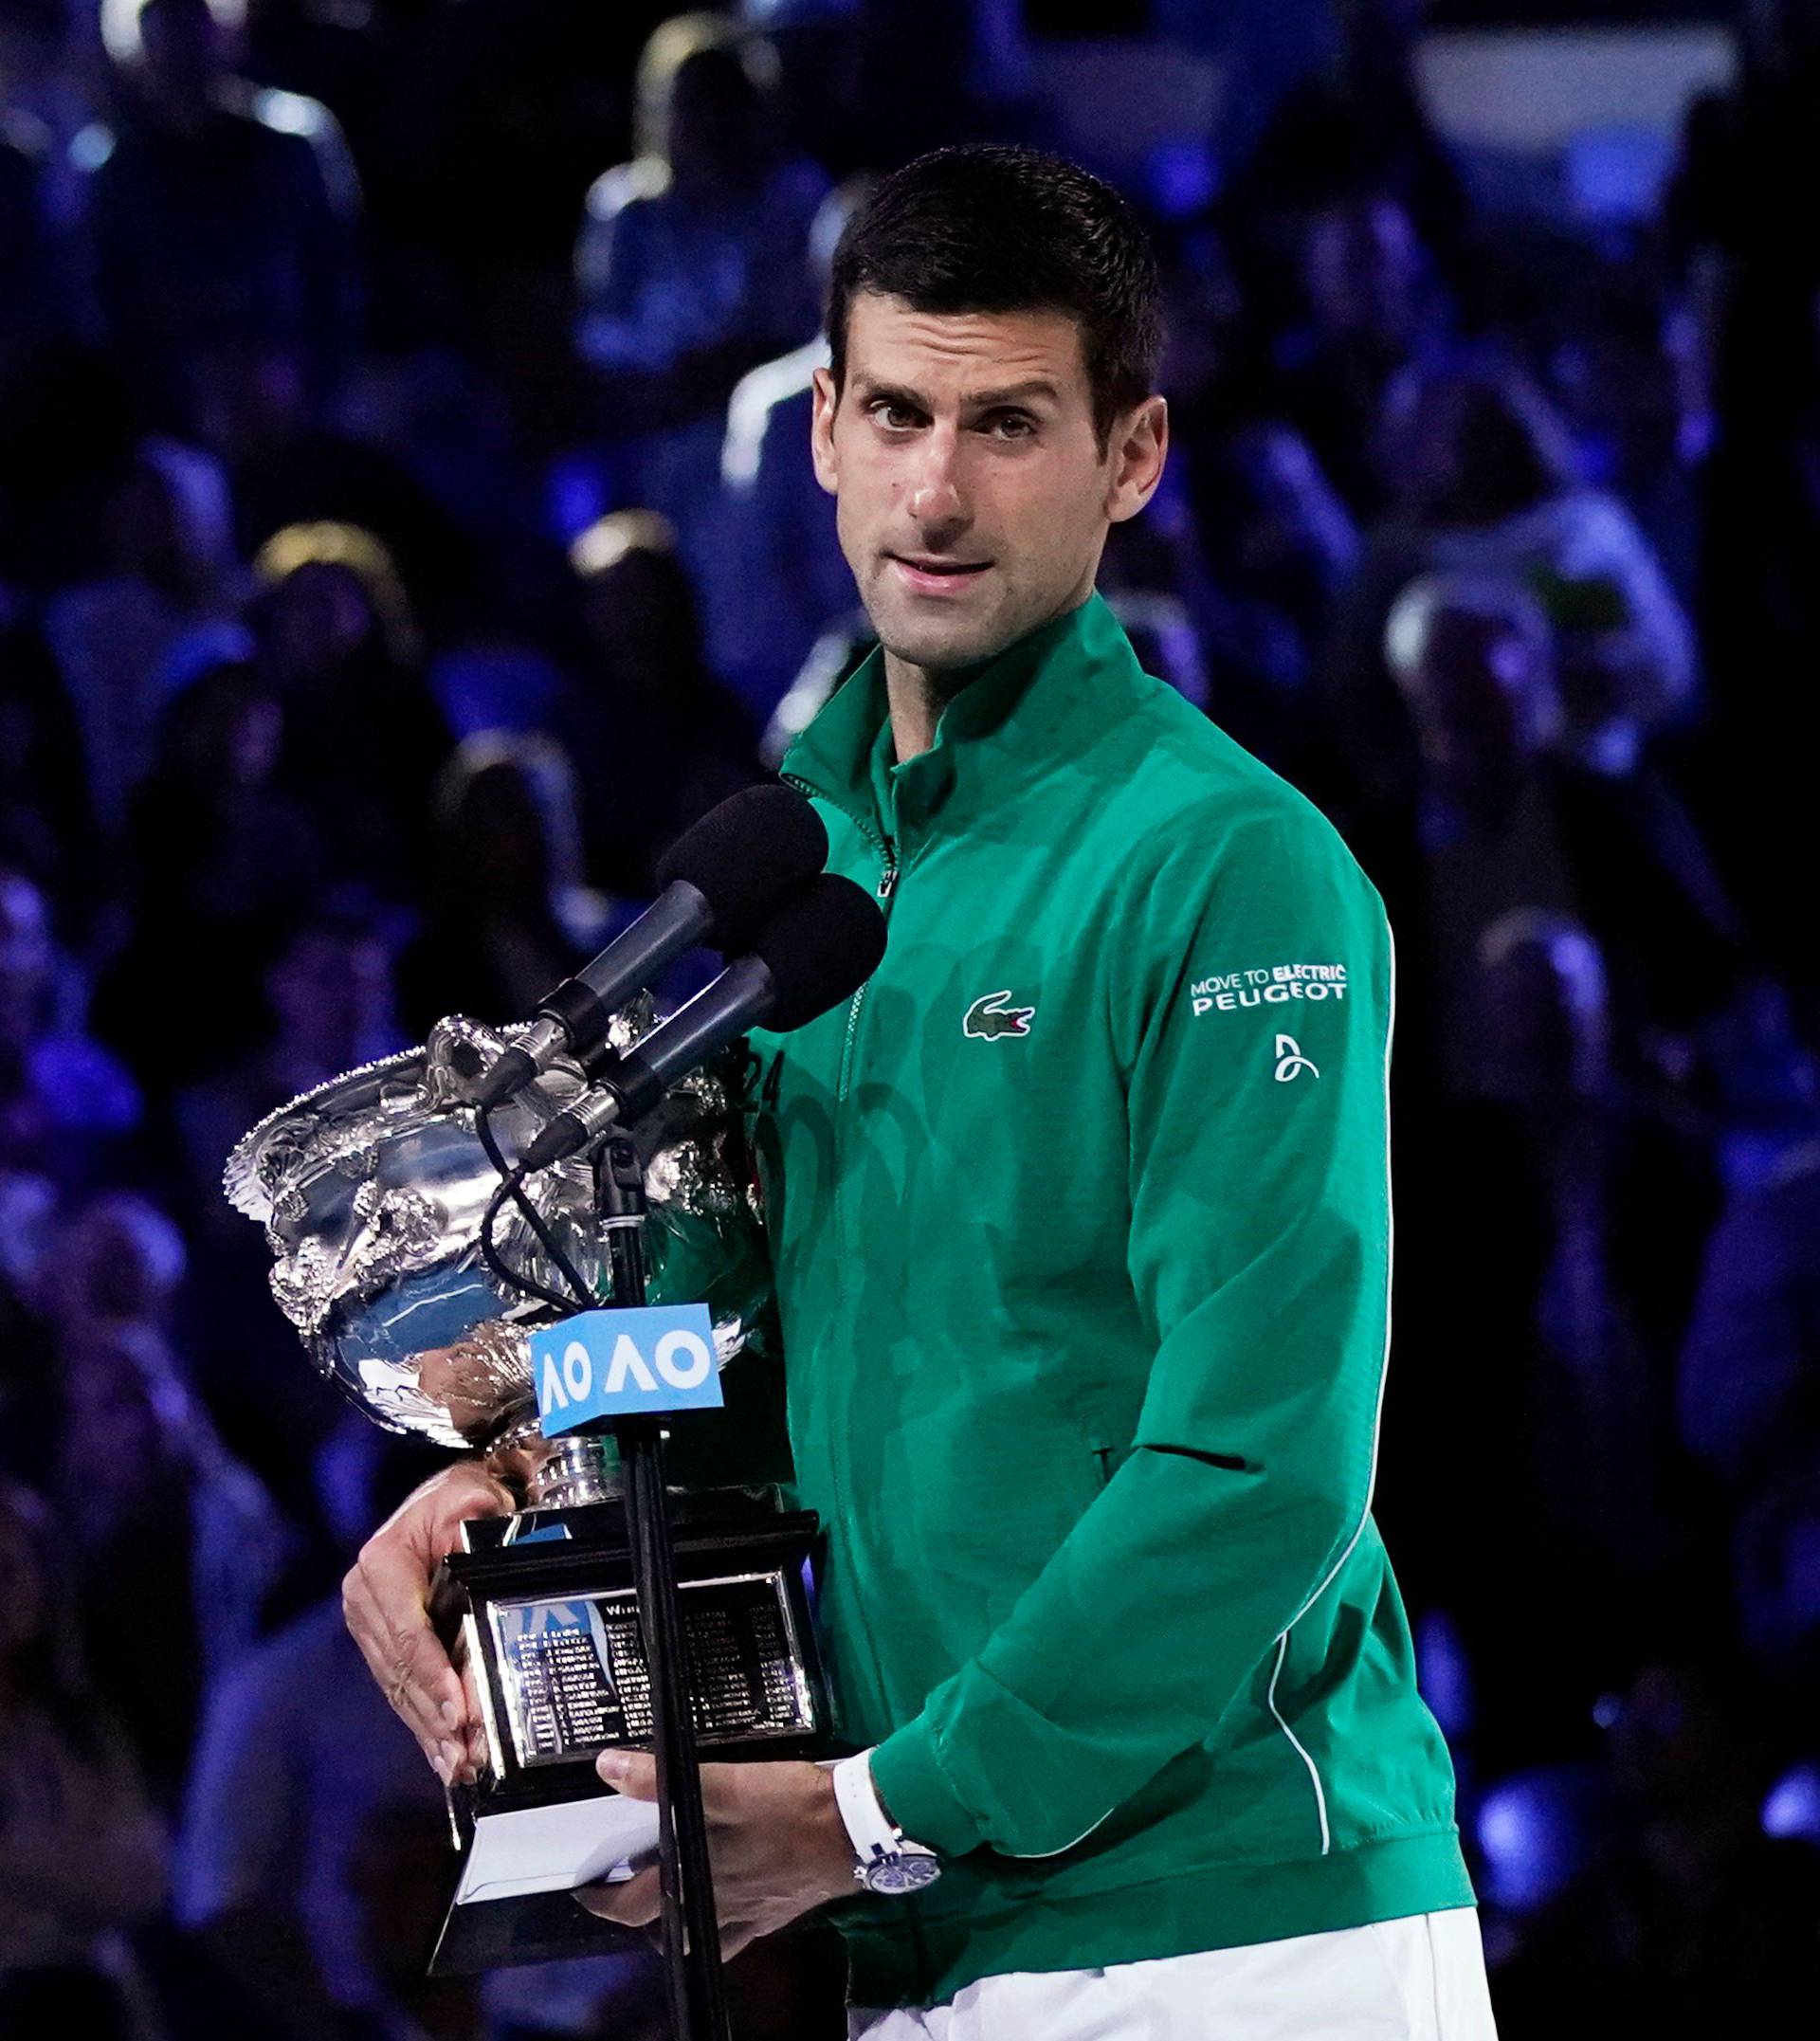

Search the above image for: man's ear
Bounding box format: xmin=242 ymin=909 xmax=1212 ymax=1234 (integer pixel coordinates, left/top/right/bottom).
xmin=1105 ymin=394 xmax=1168 ymax=525
xmin=810 ymin=366 xmax=841 ymax=498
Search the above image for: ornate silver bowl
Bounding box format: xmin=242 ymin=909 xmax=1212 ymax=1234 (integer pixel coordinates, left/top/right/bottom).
xmin=224 ymin=1005 xmax=768 ymax=1456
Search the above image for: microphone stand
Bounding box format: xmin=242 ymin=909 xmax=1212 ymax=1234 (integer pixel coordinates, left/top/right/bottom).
xmin=594 ymin=1135 xmax=731 ymax=2041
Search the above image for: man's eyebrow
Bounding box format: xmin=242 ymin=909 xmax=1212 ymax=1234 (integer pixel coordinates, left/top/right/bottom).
xmin=963 ymin=379 xmax=1060 ymax=410
xmin=852 ymin=376 xmax=933 ymax=410
xmin=849 ymin=375 xmax=1060 ymax=411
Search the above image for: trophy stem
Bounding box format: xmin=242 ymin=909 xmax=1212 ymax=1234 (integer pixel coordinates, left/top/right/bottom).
xmin=525 ymin=1434 xmax=619 ymax=1509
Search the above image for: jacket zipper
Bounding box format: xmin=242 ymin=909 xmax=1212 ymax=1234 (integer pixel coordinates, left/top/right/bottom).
xmin=782 ymin=771 xmax=901 ymax=1735
xmin=783 ymin=773 xmax=898 ymax=1102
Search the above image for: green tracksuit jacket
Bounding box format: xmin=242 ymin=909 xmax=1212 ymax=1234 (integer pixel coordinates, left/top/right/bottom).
xmin=742 ymin=590 xmax=1475 ymax=2007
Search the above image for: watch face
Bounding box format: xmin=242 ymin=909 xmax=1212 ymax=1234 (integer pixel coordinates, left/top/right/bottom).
xmin=864 ymin=1853 xmax=942 ymax=1895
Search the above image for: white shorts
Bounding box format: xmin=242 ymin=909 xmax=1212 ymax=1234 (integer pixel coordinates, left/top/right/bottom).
xmin=847 ymin=1905 xmax=1500 ymax=2040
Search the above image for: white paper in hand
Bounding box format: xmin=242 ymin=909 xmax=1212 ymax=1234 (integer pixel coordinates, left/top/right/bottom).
xmin=453 ymin=1790 xmax=664 ymax=1905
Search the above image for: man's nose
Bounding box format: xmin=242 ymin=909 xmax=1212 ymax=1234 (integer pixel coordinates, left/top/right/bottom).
xmin=907 ymin=430 xmax=969 ymax=538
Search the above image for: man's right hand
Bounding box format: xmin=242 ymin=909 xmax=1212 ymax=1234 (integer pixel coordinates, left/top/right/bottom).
xmin=342 ymin=1459 xmax=516 ymax=1785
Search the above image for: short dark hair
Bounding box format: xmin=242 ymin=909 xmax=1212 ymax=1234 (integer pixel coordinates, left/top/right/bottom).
xmin=826 ymin=144 xmax=1165 ymax=454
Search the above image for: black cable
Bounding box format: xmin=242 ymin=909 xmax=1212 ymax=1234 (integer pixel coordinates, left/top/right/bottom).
xmin=475 ymin=1101 xmax=596 ymax=1309
xmin=479 ymin=1174 xmax=578 ymax=1315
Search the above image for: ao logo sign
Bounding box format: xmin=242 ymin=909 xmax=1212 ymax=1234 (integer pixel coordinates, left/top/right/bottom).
xmin=531 ymin=1303 xmax=722 ymax=1434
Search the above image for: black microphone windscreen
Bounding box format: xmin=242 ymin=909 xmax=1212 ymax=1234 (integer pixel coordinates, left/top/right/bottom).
xmin=654 ymin=785 xmax=828 ymax=952
xmin=751 ymin=873 xmax=888 ymax=1031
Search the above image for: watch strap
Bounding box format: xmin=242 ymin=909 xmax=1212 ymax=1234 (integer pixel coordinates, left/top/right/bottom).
xmin=829 ymin=1749 xmax=936 ymax=1863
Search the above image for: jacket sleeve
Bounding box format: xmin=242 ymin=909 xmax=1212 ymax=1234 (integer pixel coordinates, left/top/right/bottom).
xmin=867 ymin=805 xmax=1396 ymax=1858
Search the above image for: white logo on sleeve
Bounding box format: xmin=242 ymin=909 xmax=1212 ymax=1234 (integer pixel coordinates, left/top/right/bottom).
xmin=1274 ymin=1034 xmax=1319 ymax=1082
xmin=1191 ymin=961 xmax=1347 ymax=1017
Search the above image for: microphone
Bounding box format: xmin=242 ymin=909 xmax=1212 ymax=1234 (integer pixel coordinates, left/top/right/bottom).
xmin=518 ymin=873 xmax=887 ymax=1172
xmin=473 ymin=784 xmax=828 ymax=1110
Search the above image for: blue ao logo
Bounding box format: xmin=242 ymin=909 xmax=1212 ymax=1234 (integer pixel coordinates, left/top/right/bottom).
xmin=531 ymin=1303 xmax=722 ymax=1434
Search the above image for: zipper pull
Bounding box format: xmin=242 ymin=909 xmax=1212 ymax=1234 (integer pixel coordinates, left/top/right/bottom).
xmin=877 ymin=862 xmax=898 ymax=901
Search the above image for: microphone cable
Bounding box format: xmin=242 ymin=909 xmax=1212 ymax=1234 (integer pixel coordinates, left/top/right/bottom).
xmin=475 ymin=1099 xmax=596 ymax=1315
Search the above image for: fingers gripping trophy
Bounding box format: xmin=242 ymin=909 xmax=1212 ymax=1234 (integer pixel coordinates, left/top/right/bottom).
xmin=224 ymin=789 xmax=886 ymax=2025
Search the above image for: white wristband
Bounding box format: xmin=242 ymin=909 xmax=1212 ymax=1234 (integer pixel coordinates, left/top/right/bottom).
xmin=829 ymin=1749 xmax=919 ymax=1862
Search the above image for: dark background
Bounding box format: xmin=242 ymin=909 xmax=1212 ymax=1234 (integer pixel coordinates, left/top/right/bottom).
xmin=3 ymin=1 xmax=1819 ymax=2034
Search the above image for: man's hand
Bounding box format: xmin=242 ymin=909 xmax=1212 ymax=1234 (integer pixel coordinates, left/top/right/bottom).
xmin=575 ymin=1751 xmax=857 ymax=1959
xmin=341 ymin=1460 xmax=516 ymax=1785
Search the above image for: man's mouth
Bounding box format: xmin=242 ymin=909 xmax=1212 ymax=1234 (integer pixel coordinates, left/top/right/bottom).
xmin=886 ymin=554 xmax=994 ymax=595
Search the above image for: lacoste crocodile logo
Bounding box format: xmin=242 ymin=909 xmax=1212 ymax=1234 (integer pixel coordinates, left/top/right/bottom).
xmin=963 ymin=990 xmax=1035 ymax=1040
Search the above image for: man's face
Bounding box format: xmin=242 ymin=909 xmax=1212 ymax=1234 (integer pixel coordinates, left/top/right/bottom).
xmin=811 ymin=293 xmax=1165 ymax=676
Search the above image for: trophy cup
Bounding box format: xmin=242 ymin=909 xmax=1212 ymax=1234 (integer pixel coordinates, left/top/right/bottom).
xmin=224 ymin=1004 xmax=828 ymax=1975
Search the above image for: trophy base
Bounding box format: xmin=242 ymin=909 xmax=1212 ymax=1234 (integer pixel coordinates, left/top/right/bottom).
xmin=427 ymin=1484 xmax=826 ymax=1975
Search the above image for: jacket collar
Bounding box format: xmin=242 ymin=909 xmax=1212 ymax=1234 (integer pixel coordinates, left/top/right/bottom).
xmin=779 ymin=589 xmax=1147 ymax=849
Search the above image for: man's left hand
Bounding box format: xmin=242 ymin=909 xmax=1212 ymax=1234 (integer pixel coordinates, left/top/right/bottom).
xmin=574 ymin=1750 xmax=857 ymax=1959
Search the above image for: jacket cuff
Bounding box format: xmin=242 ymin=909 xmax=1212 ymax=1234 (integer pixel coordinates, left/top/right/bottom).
xmin=865 ymin=1716 xmax=986 ymax=1858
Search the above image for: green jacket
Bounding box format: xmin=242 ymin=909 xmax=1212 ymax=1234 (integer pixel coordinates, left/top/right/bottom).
xmin=745 ymin=591 xmax=1474 ymax=2008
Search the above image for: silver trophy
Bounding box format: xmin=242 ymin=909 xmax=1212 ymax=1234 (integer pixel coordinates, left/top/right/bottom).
xmin=225 ymin=1005 xmax=828 ymax=1971
xmin=223 ymin=1000 xmax=768 ymax=1490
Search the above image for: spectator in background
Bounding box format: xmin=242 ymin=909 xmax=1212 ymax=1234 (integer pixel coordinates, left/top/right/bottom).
xmin=0 ymin=1165 xmax=56 ymax=1482
xmin=1172 ymin=418 xmax=1359 ymax=794
xmin=1327 ymin=353 xmax=1700 ymax=810
xmin=1268 ymin=186 xmax=1447 ymax=519
xmin=0 ymin=0 xmax=99 ymax=234
xmin=126 ymin=657 xmax=323 ymax=948
xmin=1667 ymin=0 xmax=1820 ymax=435
xmin=0 ymin=584 xmax=98 ymax=915
xmin=396 ymin=729 xmax=619 ymax=1039
xmin=90 ymin=658 xmax=327 ymax=1099
xmin=1234 ymin=0 xmax=1472 ymax=301
xmin=716 ymin=176 xmax=870 ymax=721
xmin=1679 ymin=1138 xmax=1820 ymax=1503
xmin=183 ymin=332 xmax=484 ymax=647
xmin=1388 ymin=354 xmax=1697 ymax=721
xmin=1475 ymin=1648 xmax=1820 ymax=2032
xmin=575 ymin=10 xmax=827 ymax=610
xmin=558 ymin=509 xmax=761 ymax=898
xmin=0 ymin=100 xmax=64 ymax=380
xmin=173 ymin=1418 xmax=487 ymax=2041
xmin=1190 ymin=421 xmax=1358 ymax=668
xmin=0 ymin=866 xmax=140 ymax=1189
xmin=1551 ymin=267 xmax=1712 ymax=611
xmin=1602 ymin=1653 xmax=1820 ymax=2019
xmin=1683 ymin=276 xmax=1820 ymax=1044
xmin=43 ymin=435 xmax=243 ymax=844
xmin=172 ymin=890 xmax=400 ymax=1245
xmin=739 ymin=0 xmax=866 ymax=182
xmin=1731 ymin=1447 xmax=1820 ymax=1703
xmin=1364 ymin=574 xmax=1745 ymax=1116
xmin=73 ymin=0 xmax=361 ymax=422
xmin=173 ymin=892 xmax=404 ymax=1513
xmin=52 ymin=1299 xmax=294 ymax=1812
xmin=847 ymin=0 xmax=1051 ymax=174
xmin=249 ymin=519 xmax=450 ymax=902
xmin=1388 ymin=909 xmax=1724 ymax=1716
xmin=40 ymin=1184 xmax=188 ymax=1334
xmin=0 ymin=1477 xmax=169 ymax=2037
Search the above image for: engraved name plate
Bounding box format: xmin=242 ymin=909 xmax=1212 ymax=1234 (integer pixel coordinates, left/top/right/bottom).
xmin=489 ymin=1569 xmax=816 ymax=1770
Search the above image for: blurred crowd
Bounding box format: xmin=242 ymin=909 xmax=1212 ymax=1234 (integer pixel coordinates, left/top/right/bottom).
xmin=3 ymin=0 xmax=1820 ymax=2034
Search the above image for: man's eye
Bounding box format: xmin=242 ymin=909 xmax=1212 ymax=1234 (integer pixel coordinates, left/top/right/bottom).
xmin=983 ymin=412 xmax=1035 ymax=440
xmin=870 ymin=401 xmax=920 ymax=431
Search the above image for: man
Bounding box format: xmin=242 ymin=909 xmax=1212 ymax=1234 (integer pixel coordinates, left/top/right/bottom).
xmin=344 ymin=145 xmax=1500 ymax=2036
xmin=77 ymin=0 xmax=361 ymax=422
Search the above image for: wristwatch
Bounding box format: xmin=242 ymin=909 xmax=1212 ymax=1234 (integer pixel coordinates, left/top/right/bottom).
xmin=829 ymin=1752 xmax=943 ymax=1895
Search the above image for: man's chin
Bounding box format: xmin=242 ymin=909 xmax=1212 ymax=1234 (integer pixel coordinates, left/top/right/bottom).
xmin=867 ymin=597 xmax=1017 ymax=675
